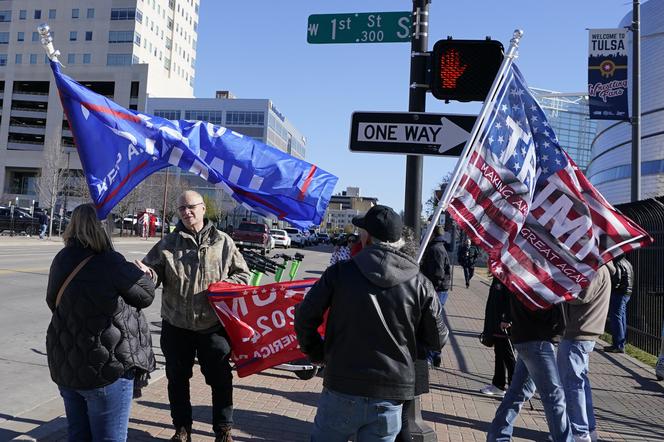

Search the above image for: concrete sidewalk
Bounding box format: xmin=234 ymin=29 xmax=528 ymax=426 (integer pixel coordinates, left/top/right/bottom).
xmin=6 ymin=270 xmax=664 ymax=441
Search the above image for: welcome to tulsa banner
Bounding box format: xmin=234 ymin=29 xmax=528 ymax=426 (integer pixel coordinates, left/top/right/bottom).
xmin=588 ymin=28 xmax=629 ymax=120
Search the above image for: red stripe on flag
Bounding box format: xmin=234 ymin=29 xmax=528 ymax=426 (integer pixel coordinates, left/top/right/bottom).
xmin=82 ymin=102 xmax=142 ymax=122
xmin=96 ymin=160 xmax=150 ymax=209
xmin=298 ymin=165 xmax=317 ymax=201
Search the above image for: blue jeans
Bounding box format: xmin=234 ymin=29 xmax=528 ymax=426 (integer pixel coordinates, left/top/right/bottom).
xmin=609 ymin=293 xmax=630 ymax=350
xmin=39 ymin=223 xmax=47 ymax=239
xmin=557 ymin=340 xmax=596 ymax=439
xmin=59 ymin=374 xmax=134 ymax=442
xmin=437 ymin=291 xmax=449 ymax=306
xmin=311 ymin=388 xmax=403 ymax=442
xmin=488 ymin=341 xmax=572 ymax=442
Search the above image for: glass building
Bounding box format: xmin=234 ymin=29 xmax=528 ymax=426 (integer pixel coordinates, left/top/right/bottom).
xmin=530 ymin=88 xmax=597 ymax=171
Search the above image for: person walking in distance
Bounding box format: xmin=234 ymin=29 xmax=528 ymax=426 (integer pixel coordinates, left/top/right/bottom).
xmin=46 ymin=203 xmax=156 ymax=442
xmin=458 ymin=238 xmax=479 ymax=288
xmin=295 ymin=205 xmax=448 ymax=441
xmin=37 ymin=211 xmax=48 ymax=239
xmin=558 ymin=262 xmax=614 ymax=442
xmin=420 ymin=224 xmax=452 ymax=367
xmin=136 ymin=190 xmax=251 ymax=442
xmin=604 ymin=255 xmax=633 ymax=353
xmin=479 ymin=278 xmax=515 ymax=398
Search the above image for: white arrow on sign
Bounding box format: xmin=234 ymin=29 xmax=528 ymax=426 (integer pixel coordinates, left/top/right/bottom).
xmin=438 ymin=117 xmax=471 ymax=153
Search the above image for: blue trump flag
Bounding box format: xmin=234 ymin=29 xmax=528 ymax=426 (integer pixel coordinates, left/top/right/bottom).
xmin=50 ymin=61 xmax=338 ymax=228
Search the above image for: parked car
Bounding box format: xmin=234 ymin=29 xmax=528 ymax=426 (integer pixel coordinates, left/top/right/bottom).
xmin=0 ymin=207 xmax=40 ymax=235
xmin=269 ymin=229 xmax=291 ymax=248
xmin=283 ymin=227 xmax=305 ymax=247
xmin=232 ymin=221 xmax=272 ymax=255
xmin=316 ymin=233 xmax=330 ymax=244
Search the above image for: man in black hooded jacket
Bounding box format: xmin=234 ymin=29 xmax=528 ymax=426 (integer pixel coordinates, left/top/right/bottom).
xmin=295 ymin=205 xmax=448 ymax=441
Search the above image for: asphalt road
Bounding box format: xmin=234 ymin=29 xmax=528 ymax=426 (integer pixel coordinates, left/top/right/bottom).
xmin=0 ymin=236 xmax=332 ymax=422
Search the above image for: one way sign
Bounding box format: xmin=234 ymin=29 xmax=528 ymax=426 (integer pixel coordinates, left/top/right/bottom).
xmin=349 ymin=112 xmax=476 ymax=156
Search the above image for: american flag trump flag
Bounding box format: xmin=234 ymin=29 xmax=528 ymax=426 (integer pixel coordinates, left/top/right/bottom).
xmin=448 ymin=64 xmax=652 ymax=310
xmin=49 ymin=61 xmax=338 ymax=228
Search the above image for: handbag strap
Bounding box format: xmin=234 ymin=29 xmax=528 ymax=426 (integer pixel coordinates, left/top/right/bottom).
xmin=55 ymin=255 xmax=94 ymax=307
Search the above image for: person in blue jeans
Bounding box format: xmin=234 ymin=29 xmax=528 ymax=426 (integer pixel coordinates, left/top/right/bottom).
xmin=45 ymin=203 xmax=156 ymax=442
xmin=487 ymin=287 xmax=572 ymax=442
xmin=420 ymin=225 xmax=452 ymax=367
xmin=295 ymin=205 xmax=448 ymax=441
xmin=558 ymin=263 xmax=613 ymax=442
xmin=605 ymin=255 xmax=633 ymax=353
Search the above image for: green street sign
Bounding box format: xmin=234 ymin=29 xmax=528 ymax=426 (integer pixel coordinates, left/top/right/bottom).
xmin=307 ymin=12 xmax=411 ymax=44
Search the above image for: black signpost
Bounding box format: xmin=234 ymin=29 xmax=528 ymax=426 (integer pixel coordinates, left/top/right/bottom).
xmin=349 ymin=112 xmax=476 ymax=156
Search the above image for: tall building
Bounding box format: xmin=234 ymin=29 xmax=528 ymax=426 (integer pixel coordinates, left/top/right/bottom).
xmin=530 ymin=88 xmax=597 ymax=171
xmin=325 ymin=187 xmax=378 ymax=232
xmin=0 ymin=0 xmax=199 ymax=209
xmin=587 ymin=0 xmax=664 ymax=203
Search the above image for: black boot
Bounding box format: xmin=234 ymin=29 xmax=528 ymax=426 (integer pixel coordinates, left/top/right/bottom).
xmin=170 ymin=426 xmax=191 ymax=442
xmin=214 ymin=424 xmax=234 ymax=442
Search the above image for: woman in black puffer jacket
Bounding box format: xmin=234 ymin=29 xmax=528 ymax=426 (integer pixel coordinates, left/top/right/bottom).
xmin=46 ymin=204 xmax=156 ymax=442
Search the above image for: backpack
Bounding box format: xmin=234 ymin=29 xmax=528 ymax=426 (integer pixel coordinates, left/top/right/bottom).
xmin=611 ymin=260 xmax=629 ymax=293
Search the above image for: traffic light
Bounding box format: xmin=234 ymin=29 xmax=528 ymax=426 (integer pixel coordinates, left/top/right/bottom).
xmin=430 ymin=39 xmax=504 ymax=102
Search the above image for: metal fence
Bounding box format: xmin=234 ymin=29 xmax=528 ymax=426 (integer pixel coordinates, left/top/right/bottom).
xmin=615 ymin=197 xmax=664 ymax=356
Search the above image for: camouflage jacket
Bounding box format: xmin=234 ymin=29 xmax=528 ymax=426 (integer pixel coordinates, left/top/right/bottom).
xmin=143 ymin=220 xmax=251 ymax=331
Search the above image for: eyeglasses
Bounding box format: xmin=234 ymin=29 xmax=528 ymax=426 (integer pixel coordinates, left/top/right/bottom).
xmin=177 ymin=202 xmax=203 ymax=213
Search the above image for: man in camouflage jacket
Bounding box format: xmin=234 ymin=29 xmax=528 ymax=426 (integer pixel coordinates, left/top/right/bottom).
xmin=137 ymin=190 xmax=250 ymax=442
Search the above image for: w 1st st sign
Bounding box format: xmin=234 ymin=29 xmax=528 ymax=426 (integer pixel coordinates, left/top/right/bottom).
xmin=349 ymin=112 xmax=476 ymax=156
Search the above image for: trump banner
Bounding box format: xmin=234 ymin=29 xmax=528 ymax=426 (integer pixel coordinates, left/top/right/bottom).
xmin=588 ymin=28 xmax=629 ymax=120
xmin=50 ymin=61 xmax=338 ymax=229
xmin=449 ymin=64 xmax=652 ymax=310
xmin=208 ymin=279 xmax=318 ymax=377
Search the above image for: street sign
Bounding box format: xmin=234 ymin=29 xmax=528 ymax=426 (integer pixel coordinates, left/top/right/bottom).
xmin=307 ymin=12 xmax=411 ymax=44
xmin=349 ymin=112 xmax=476 ymax=156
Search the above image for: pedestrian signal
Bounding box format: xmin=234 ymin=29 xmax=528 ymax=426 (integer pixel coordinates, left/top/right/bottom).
xmin=430 ymin=39 xmax=504 ymax=102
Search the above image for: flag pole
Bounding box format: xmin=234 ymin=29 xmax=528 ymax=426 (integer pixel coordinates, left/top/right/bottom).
xmin=37 ymin=24 xmax=61 ymax=63
xmin=415 ymin=29 xmax=524 ymax=263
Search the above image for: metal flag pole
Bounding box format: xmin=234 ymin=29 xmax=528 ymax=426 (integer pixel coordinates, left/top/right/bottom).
xmin=415 ymin=29 xmax=524 ymax=263
xmin=37 ymin=24 xmax=60 ymax=62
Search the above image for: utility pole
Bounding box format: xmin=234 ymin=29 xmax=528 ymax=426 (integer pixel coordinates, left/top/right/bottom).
xmin=161 ymin=167 xmax=170 ymax=239
xmin=631 ymin=0 xmax=641 ymax=202
xmin=404 ymin=0 xmax=430 ymax=240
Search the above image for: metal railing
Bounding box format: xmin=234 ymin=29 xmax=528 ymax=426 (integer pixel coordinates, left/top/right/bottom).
xmin=615 ymin=197 xmax=664 ymax=356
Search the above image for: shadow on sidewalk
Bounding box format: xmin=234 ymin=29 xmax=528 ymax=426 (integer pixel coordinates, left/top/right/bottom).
xmin=422 ymin=410 xmax=550 ymax=441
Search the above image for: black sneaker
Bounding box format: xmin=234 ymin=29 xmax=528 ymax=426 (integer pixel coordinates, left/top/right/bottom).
xmin=432 ymin=355 xmax=442 ymax=368
xmin=604 ymin=345 xmax=625 ymax=353
xmin=170 ymin=427 xmax=192 ymax=442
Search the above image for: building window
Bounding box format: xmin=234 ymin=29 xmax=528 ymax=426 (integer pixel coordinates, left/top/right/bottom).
xmin=106 ymin=53 xmax=132 ymax=65
xmin=34 ymin=10 xmax=41 ymax=19
xmin=72 ymin=9 xmax=79 ymax=19
xmin=0 ymin=54 xmax=7 ymax=66
xmin=15 ymin=54 xmax=22 ymax=64
xmin=0 ymin=10 xmax=11 ymax=22
xmin=154 ymin=109 xmax=181 ymax=120
xmin=83 ymin=53 xmax=91 ymax=64
xmin=49 ymin=9 xmax=56 ymax=19
xmin=5 ymin=169 xmax=39 ymax=195
xmin=32 ymin=32 xmax=39 ymax=42
xmin=17 ymin=32 xmax=24 ymax=42
xmin=69 ymin=31 xmax=77 ymax=41
xmin=110 ymin=8 xmax=137 ymax=21
xmin=87 ymin=8 xmax=94 ymax=19
xmin=19 ymin=10 xmax=26 ymax=20
xmin=108 ymin=31 xmax=133 ymax=43
xmin=30 ymin=54 xmax=37 ymax=64
xmin=185 ymin=110 xmax=223 ymax=125
xmin=134 ymin=32 xmax=141 ymax=46
xmin=0 ymin=32 xmax=8 ymax=44
xmin=226 ymin=111 xmax=265 ymax=126
xmin=85 ymin=31 xmax=93 ymax=41
xmin=68 ymin=54 xmax=75 ymax=64
xmin=164 ymin=57 xmax=170 ymax=70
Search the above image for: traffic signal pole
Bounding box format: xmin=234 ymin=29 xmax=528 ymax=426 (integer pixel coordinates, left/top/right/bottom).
xmin=404 ymin=0 xmax=430 ymax=241
xmin=405 ymin=4 xmax=437 ymax=441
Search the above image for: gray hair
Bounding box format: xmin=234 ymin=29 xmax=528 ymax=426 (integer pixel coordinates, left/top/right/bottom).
xmin=372 ymin=237 xmax=406 ymax=250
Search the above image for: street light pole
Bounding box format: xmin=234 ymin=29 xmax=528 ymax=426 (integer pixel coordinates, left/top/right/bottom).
xmin=631 ymin=0 xmax=641 ymax=202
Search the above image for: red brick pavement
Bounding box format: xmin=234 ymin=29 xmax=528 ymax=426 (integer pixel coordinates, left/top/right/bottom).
xmin=22 ymin=270 xmax=664 ymax=441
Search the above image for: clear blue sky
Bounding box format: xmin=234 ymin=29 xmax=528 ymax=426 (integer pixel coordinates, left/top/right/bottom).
xmin=194 ymin=0 xmax=632 ymax=213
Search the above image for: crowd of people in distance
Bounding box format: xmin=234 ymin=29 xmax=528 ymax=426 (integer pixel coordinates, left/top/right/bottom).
xmin=44 ymin=197 xmax=650 ymax=442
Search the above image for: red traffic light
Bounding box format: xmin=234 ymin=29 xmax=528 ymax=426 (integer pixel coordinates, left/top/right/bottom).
xmin=430 ymin=39 xmax=504 ymax=102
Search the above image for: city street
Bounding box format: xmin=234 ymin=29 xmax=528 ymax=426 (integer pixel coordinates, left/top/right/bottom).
xmin=1 ymin=236 xmax=664 ymax=441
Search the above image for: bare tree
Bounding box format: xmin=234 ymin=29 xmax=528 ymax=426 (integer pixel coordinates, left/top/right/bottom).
xmin=424 ymin=172 xmax=454 ymax=217
xmin=34 ymin=142 xmax=68 ymax=238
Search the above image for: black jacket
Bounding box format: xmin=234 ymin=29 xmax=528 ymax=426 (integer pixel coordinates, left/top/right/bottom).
xmin=420 ymin=236 xmax=452 ymax=292
xmin=295 ymin=244 xmax=449 ymax=401
xmin=458 ymin=244 xmax=479 ymax=268
xmin=46 ymin=243 xmax=156 ymax=390
xmin=509 ymin=291 xmax=565 ymax=345
xmin=482 ymin=278 xmax=512 ymax=339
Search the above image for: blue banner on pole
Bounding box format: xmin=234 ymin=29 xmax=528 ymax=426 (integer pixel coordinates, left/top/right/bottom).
xmin=588 ymin=28 xmax=629 ymax=121
xmin=50 ymin=62 xmax=338 ymax=229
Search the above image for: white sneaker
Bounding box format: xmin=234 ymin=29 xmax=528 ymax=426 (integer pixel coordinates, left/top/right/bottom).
xmin=573 ymin=435 xmax=592 ymax=442
xmin=656 ymin=357 xmax=664 ymax=381
xmin=590 ymin=430 xmax=598 ymax=442
xmin=480 ymin=384 xmax=506 ymax=397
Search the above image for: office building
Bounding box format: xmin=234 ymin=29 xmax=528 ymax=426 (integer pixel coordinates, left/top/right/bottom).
xmin=1 ymin=0 xmax=199 ymax=209
xmin=531 ymin=88 xmax=597 ymax=171
xmin=587 ymin=0 xmax=664 ymax=203
xmin=325 ymin=187 xmax=378 ymax=232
